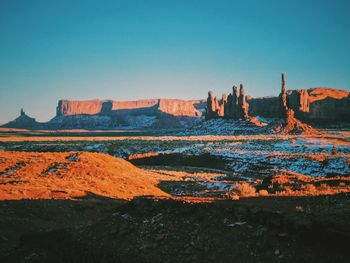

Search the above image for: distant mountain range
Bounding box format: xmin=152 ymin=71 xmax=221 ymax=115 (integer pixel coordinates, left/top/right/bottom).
xmin=2 ymin=87 xmax=349 ymax=130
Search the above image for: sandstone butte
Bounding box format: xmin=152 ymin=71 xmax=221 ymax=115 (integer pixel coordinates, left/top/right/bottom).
xmin=57 ymin=98 xmax=204 ymax=117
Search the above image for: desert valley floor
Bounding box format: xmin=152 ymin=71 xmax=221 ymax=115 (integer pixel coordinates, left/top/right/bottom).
xmin=0 ymin=127 xmax=349 ymax=262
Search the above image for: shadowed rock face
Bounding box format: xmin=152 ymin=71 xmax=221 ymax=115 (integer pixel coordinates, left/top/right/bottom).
xmin=249 ymin=87 xmax=350 ymax=123
xmin=2 ymin=109 xmax=38 ymax=129
xmin=239 ymin=84 xmax=249 ymax=120
xmin=205 ymin=91 xmax=226 ymax=119
xmin=206 ymin=91 xmax=216 ymax=119
xmin=206 ymin=84 xmax=250 ymax=120
xmin=206 ymin=74 xmax=349 ymax=125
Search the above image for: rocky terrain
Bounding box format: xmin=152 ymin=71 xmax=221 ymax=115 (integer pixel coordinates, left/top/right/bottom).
xmin=2 ymin=194 xmax=350 ymax=263
xmin=0 ymin=128 xmax=349 ymax=262
xmin=1 ymin=132 xmax=349 ymax=190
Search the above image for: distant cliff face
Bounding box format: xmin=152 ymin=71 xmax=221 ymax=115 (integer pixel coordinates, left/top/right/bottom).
xmin=157 ymin=99 xmax=204 ymax=117
xmin=3 ymin=85 xmax=349 ymax=131
xmin=57 ymin=99 xmax=204 ymax=117
xmin=47 ymin=98 xmax=206 ymax=129
xmin=57 ymin=100 xmax=106 ymax=116
xmin=248 ymin=88 xmax=350 ymax=123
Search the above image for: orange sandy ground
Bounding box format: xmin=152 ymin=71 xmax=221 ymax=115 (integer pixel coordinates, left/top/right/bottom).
xmin=1 ymin=150 xmax=350 ymax=202
xmin=0 ymin=151 xmax=168 ymax=200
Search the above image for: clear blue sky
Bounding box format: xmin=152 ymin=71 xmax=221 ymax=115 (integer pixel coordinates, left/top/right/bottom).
xmin=0 ymin=0 xmax=349 ymax=123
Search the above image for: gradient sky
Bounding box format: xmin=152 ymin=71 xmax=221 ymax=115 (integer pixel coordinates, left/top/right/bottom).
xmin=0 ymin=0 xmax=349 ymax=123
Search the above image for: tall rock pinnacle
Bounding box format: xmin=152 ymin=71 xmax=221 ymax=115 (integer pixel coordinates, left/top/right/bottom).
xmin=280 ymin=73 xmax=289 ymax=117
xmin=206 ymin=91 xmax=216 ymax=119
xmin=239 ymin=84 xmax=249 ymax=120
xmin=232 ymin=85 xmax=239 ymax=119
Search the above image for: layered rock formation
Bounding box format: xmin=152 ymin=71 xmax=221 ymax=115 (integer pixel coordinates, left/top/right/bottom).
xmin=54 ymin=99 xmax=205 ymax=129
xmin=279 ymin=73 xmax=288 ymax=117
xmin=206 ymin=91 xmax=217 ymax=119
xmin=57 ymin=99 xmax=161 ymax=116
xmin=57 ymin=100 xmax=106 ymax=116
xmin=248 ymin=81 xmax=350 ymax=124
xmin=238 ymin=84 xmax=249 ymax=120
xmin=273 ymin=74 xmax=324 ymax=135
xmin=2 ymin=75 xmax=349 ymax=131
xmin=57 ymin=99 xmax=203 ymax=118
xmin=206 ymin=84 xmax=250 ymax=120
xmin=3 ymin=99 xmax=206 ymax=130
xmin=157 ymin=99 xmax=203 ymax=117
xmin=204 ymin=73 xmax=347 ymax=133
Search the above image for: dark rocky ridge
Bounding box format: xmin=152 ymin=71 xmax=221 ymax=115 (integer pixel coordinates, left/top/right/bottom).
xmin=2 ymin=109 xmax=38 ymax=129
xmin=248 ymin=87 xmax=350 ymax=124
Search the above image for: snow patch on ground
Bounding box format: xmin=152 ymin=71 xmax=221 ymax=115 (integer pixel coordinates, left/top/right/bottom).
xmin=200 ymin=182 xmax=233 ymax=191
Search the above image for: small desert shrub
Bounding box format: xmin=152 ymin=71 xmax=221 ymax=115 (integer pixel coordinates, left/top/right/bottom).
xmin=318 ymin=183 xmax=331 ymax=191
xmin=280 ymin=185 xmax=294 ymax=195
xmin=226 ymin=190 xmax=240 ymax=200
xmin=258 ymin=189 xmax=269 ymax=196
xmin=233 ymin=182 xmax=256 ymax=196
xmin=300 ymin=184 xmax=317 ymax=193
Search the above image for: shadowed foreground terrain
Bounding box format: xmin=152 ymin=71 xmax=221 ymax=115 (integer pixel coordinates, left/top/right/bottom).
xmin=1 ymin=195 xmax=350 ymax=263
